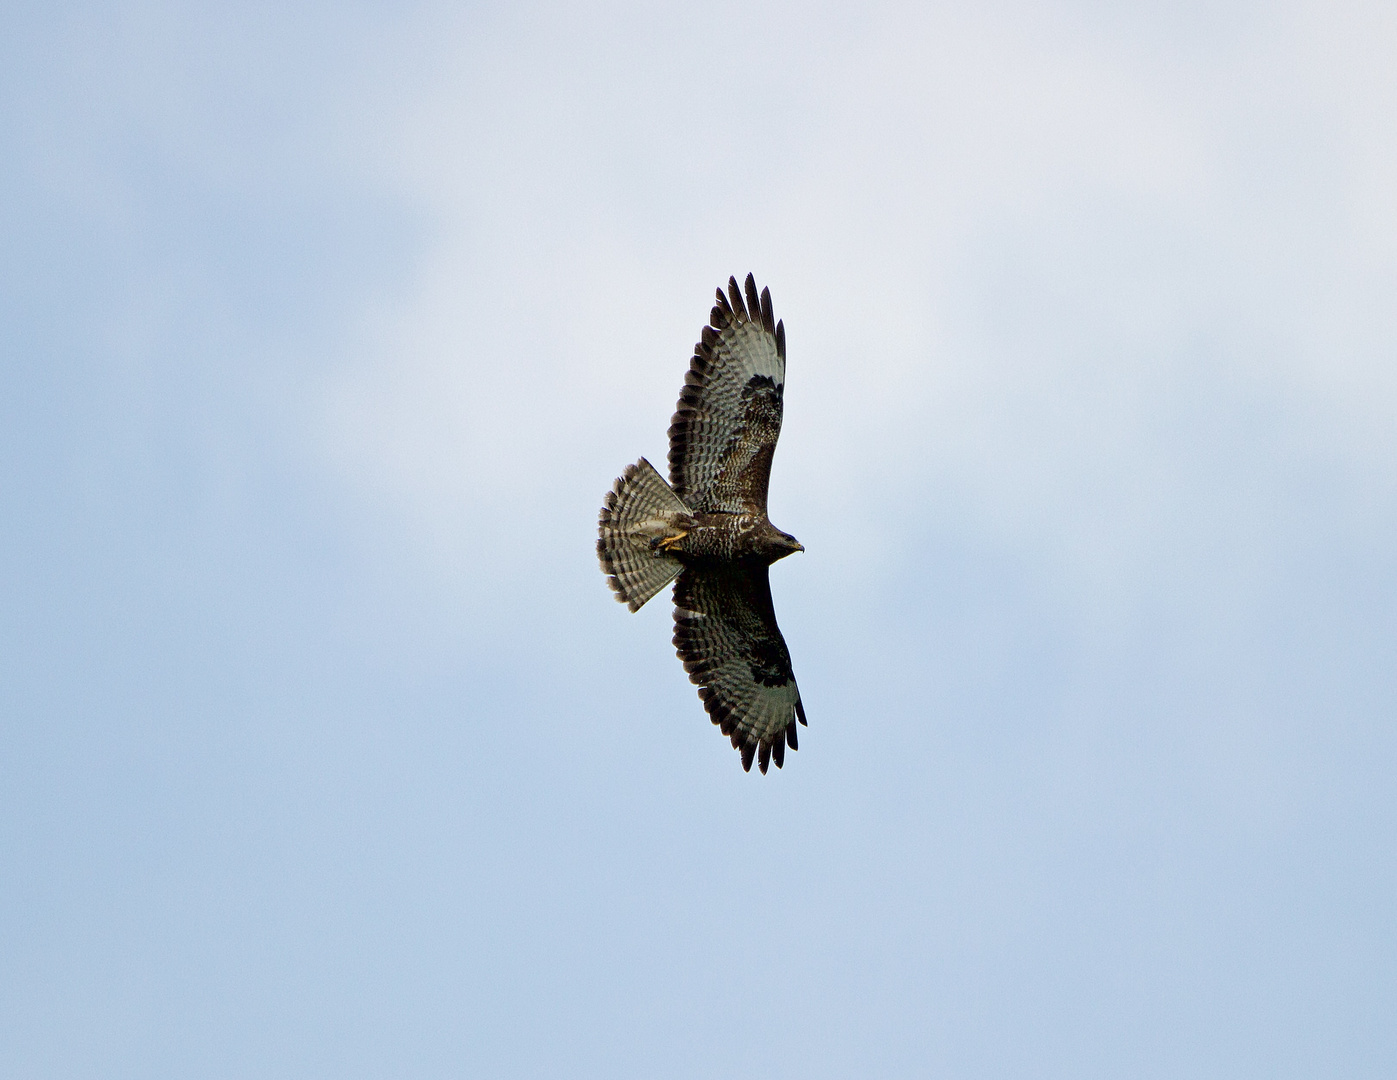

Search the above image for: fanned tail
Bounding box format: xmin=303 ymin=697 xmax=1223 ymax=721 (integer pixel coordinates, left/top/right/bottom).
xmin=597 ymin=458 xmax=694 ymax=611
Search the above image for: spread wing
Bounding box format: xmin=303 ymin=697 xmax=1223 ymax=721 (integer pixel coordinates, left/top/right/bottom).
xmin=668 ymin=274 xmax=786 ymax=514
xmin=672 ymin=565 xmax=806 ymax=774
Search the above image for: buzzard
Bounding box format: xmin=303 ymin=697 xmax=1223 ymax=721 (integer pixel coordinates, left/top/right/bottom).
xmin=597 ymin=274 xmax=807 ymax=773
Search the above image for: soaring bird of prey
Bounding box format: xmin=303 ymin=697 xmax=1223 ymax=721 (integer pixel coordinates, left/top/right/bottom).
xmin=597 ymin=274 xmax=807 ymax=773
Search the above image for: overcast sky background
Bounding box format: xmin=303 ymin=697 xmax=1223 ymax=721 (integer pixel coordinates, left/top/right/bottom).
xmin=4 ymin=1 xmax=1396 ymax=1076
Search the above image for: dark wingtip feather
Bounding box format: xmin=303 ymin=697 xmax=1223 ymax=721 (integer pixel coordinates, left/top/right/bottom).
xmin=772 ymin=737 xmax=785 ymax=769
xmin=727 ymin=276 xmax=746 ymax=319
xmin=758 ymin=739 xmax=771 ymax=774
xmin=786 ymin=720 xmax=798 ymax=750
xmin=759 ymin=286 xmax=774 ymax=333
xmin=796 ymin=698 xmax=807 ymax=726
xmin=744 ymin=274 xmax=761 ymax=324
xmin=740 ymin=742 xmax=756 ymax=772
xmin=775 ymin=320 xmax=785 ymax=359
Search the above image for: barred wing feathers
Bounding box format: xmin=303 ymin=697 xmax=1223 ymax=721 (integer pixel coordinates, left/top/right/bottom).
xmin=668 ymin=274 xmax=786 ymax=514
xmin=672 ymin=566 xmax=807 ymax=774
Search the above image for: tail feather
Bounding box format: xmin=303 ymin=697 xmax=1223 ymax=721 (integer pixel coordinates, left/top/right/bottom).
xmin=598 ymin=458 xmax=693 ymax=611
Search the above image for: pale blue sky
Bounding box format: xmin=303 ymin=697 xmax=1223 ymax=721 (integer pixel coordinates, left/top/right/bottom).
xmin=3 ymin=2 xmax=1395 ymax=1076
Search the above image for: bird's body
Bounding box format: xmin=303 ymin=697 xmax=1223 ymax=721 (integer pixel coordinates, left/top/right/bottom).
xmin=598 ymin=274 xmax=807 ymax=773
xmin=660 ymin=512 xmax=801 ymax=564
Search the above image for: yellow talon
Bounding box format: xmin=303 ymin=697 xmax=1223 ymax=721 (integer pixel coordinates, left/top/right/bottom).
xmin=657 ymin=531 xmax=688 ymax=552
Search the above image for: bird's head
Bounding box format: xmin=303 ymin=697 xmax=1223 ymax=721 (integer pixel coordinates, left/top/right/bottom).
xmin=770 ymin=529 xmax=804 ymax=561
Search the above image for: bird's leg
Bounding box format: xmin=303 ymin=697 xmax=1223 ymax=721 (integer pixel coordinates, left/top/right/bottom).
xmin=655 ymin=530 xmax=689 ymax=552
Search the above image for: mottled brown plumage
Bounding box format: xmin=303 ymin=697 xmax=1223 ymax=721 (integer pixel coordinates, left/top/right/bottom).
xmin=597 ymin=274 xmax=807 ymax=773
